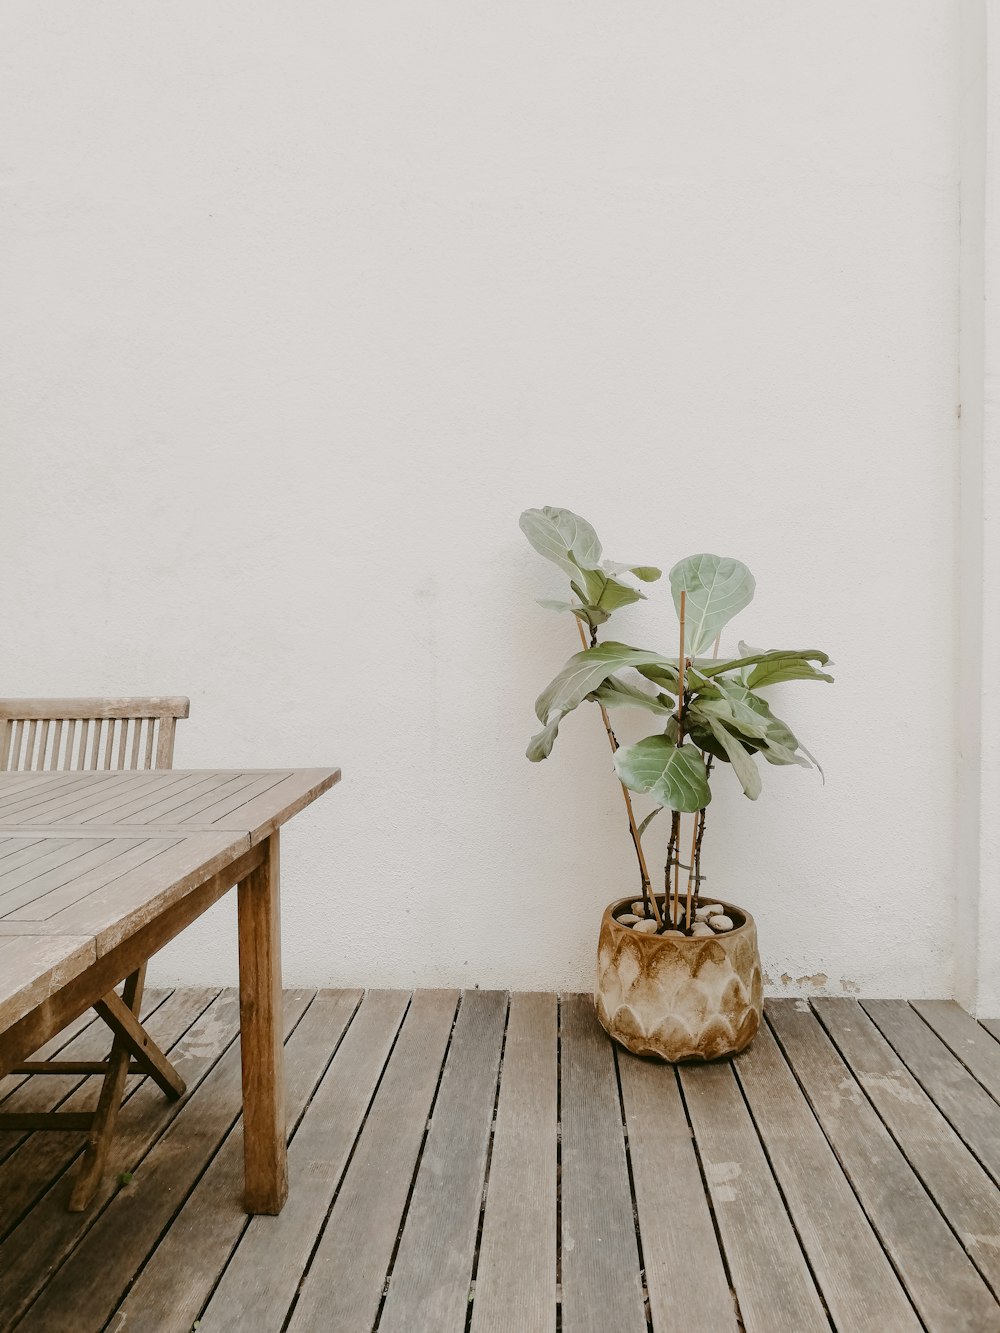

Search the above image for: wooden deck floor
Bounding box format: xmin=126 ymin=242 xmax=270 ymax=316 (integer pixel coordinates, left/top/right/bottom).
xmin=1 ymin=991 xmax=999 ymax=1332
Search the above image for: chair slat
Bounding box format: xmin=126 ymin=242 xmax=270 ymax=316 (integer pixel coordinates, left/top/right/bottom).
xmin=0 ymin=700 xmax=188 ymax=775
xmin=50 ymin=720 xmax=63 ymax=771
xmin=144 ymin=719 xmax=156 ymax=770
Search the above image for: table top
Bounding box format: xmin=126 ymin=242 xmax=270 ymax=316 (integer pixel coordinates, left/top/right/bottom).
xmin=0 ymin=768 xmax=340 ymax=1030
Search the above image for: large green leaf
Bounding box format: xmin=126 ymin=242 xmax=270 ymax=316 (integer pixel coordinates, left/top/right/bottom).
xmin=689 ymin=690 xmax=771 ymax=741
xmin=535 ymin=642 xmax=679 ymax=724
xmin=699 ymin=646 xmax=830 ymax=681
xmin=746 ymin=657 xmax=835 ymax=689
xmin=601 ymin=560 xmax=662 ymax=582
xmin=669 ymin=554 xmax=755 ymax=656
xmin=704 ymin=717 xmax=762 ymax=800
xmin=519 ymin=507 xmax=602 ymax=578
xmin=613 ymin=737 xmax=711 ymax=812
xmin=589 ymin=677 xmax=675 ymax=715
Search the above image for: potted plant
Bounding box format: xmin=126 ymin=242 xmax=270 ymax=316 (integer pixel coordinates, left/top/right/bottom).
xmin=520 ymin=506 xmax=833 ymax=1061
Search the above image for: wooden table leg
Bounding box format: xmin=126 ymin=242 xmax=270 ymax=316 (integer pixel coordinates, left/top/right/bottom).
xmin=237 ymin=831 xmax=287 ymax=1214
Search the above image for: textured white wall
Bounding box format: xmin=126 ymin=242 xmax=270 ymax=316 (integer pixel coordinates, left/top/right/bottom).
xmin=1 ymin=2 xmax=962 ymax=996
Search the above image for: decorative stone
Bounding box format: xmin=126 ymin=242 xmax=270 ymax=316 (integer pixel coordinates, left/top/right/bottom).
xmin=596 ymin=896 xmax=762 ymax=1062
xmin=694 ymin=906 xmax=713 ymax=921
xmin=618 ymin=913 xmax=639 ymax=926
xmin=709 ymin=915 xmax=734 ymax=932
xmin=661 ymin=929 xmax=684 ymax=937
xmin=702 ymin=904 xmax=724 ymax=917
xmin=690 ymin=923 xmax=714 ymax=937
xmin=631 ymin=901 xmax=647 ymax=916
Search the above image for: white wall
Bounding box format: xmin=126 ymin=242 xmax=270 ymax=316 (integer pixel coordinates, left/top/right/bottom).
xmin=1 ymin=2 xmax=964 ymax=997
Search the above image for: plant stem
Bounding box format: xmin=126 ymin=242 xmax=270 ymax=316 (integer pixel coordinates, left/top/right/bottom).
xmin=665 ymin=811 xmax=681 ymax=928
xmin=684 ymin=634 xmax=720 ymax=931
xmin=575 ymin=614 xmax=662 ymax=927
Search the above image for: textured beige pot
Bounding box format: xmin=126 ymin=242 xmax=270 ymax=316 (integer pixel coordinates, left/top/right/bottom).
xmin=595 ymin=896 xmax=763 ymax=1062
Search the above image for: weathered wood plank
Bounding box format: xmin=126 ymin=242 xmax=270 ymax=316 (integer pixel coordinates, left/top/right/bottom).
xmin=560 ymin=994 xmax=646 ymax=1333
xmin=285 ymin=989 xmax=460 ymax=1333
xmin=471 ymin=992 xmax=557 ymax=1333
xmin=1 ymin=839 xmax=180 ymax=923
xmin=377 ymin=989 xmax=507 ymax=1333
xmin=863 ymin=999 xmax=1000 ymax=1182
xmin=911 ymin=1000 xmax=1000 ymax=1102
xmin=0 ymin=989 xmax=242 ymax=1329
xmin=0 ymin=934 xmax=96 ymax=1031
xmin=107 ymin=988 xmax=366 ymax=1333
xmin=617 ymin=1050 xmax=737 ymax=1333
xmin=768 ymin=1000 xmax=999 ymax=1331
xmin=0 ymin=839 xmax=145 ymax=917
xmin=0 ymin=989 xmax=171 ymax=1175
xmin=814 ymin=998 xmax=1000 ymax=1294
xmin=735 ymin=1017 xmax=920 ymax=1331
xmin=12 ymin=990 xmax=312 ymax=1333
xmin=197 ymin=989 xmax=410 ymax=1331
xmin=680 ymin=1056 xmax=828 ymax=1333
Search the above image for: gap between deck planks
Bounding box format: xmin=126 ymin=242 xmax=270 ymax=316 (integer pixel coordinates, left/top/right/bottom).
xmin=2 ymin=993 xmax=1000 ymax=1332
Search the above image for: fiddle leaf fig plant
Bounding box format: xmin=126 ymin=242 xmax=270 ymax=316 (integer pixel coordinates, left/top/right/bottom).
xmin=521 ymin=506 xmax=833 ymax=934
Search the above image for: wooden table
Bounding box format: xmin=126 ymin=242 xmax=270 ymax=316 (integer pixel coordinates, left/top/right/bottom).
xmin=0 ymin=766 xmax=340 ymax=1214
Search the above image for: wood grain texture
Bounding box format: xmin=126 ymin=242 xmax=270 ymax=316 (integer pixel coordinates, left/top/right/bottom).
xmin=617 ymin=1050 xmax=737 ymax=1333
xmin=560 ymin=993 xmax=646 ymax=1333
xmin=378 ymin=989 xmax=507 ymax=1333
xmin=0 ymin=934 xmax=96 ymax=1029
xmin=680 ymin=1056 xmax=828 ymax=1333
xmin=862 ymin=999 xmax=1000 ymax=1182
xmin=286 ymin=988 xmax=460 ymax=1333
xmin=107 ymin=988 xmax=365 ymax=1333
xmin=814 ymin=998 xmax=1000 ymax=1294
xmin=735 ymin=1017 xmax=920 ymax=1331
xmin=12 ymin=990 xmax=310 ymax=1333
xmin=236 ymin=831 xmax=285 ymax=1214
xmin=0 ymin=988 xmax=231 ymax=1330
xmin=201 ymin=989 xmax=409 ymax=1332
xmin=471 ymin=992 xmax=557 ymax=1333
xmin=768 ymin=1000 xmax=999 ymax=1332
xmin=911 ymin=999 xmax=1000 ymax=1102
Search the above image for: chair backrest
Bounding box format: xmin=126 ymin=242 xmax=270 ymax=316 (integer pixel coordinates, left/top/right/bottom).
xmin=0 ymin=697 xmax=190 ymax=773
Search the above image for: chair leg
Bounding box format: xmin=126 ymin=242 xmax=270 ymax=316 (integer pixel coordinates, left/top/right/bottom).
xmin=67 ymin=964 xmax=147 ymax=1212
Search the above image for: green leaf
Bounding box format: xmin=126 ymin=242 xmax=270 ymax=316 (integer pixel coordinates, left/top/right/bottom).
xmin=746 ymin=657 xmax=835 ymax=689
xmin=589 ymin=677 xmax=674 ymax=715
xmin=577 ymin=566 xmax=647 ymax=614
xmin=519 ymin=506 xmax=602 ymax=578
xmin=635 ymin=663 xmax=681 ymax=692
xmin=601 ymin=560 xmax=662 ymax=583
xmin=637 ymin=806 xmax=664 ymax=838
xmin=526 ymin=713 xmax=564 ymax=762
xmin=535 ymin=642 xmax=680 ymax=724
xmin=704 ymin=717 xmax=762 ymax=800
xmin=613 ymin=737 xmax=711 ymax=813
xmin=688 ymin=695 xmax=770 ymax=742
xmin=536 ymin=599 xmax=602 ymax=628
xmin=700 ymin=646 xmax=830 ymax=681
xmin=669 ymin=554 xmax=755 ymax=656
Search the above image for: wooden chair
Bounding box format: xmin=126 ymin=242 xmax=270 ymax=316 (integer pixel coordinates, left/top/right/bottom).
xmin=0 ymin=696 xmax=190 ymax=1209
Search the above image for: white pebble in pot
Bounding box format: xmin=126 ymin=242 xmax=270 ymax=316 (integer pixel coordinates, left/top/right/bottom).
xmin=690 ymin=923 xmax=714 ymax=936
xmin=703 ymin=904 xmax=724 ymax=917
xmin=618 ymin=913 xmax=639 ymax=926
xmin=630 ymin=901 xmax=646 ymax=916
xmin=709 ymin=915 xmax=734 ymax=932
xmin=632 ymin=919 xmax=658 ymax=934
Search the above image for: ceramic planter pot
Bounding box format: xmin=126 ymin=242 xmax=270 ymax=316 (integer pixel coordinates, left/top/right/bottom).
xmin=595 ymin=896 xmax=763 ymax=1062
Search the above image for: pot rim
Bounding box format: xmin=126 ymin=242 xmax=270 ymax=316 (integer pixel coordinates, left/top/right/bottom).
xmin=602 ymin=894 xmax=756 ymax=942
